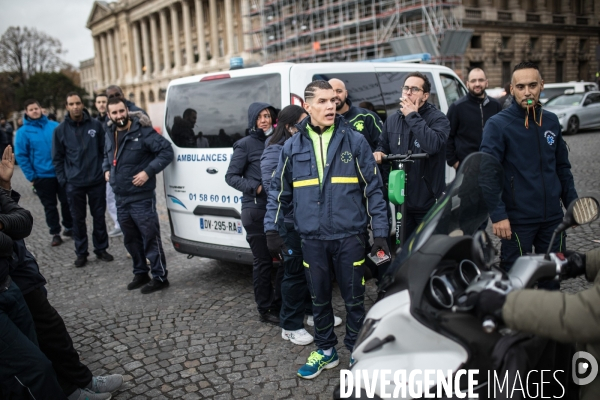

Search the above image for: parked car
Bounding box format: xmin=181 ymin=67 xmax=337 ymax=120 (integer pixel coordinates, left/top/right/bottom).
xmin=540 ymin=81 xmax=598 ymax=104
xmin=544 ymin=91 xmax=600 ymax=135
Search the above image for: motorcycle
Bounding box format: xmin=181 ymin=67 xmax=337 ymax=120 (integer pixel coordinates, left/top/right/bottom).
xmin=334 ymin=152 xmax=599 ymax=399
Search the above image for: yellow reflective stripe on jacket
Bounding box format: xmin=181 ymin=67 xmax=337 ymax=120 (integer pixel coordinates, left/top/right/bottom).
xmin=331 ymin=177 xmax=359 ymax=184
xmin=353 ymin=259 xmax=365 ymax=266
xmin=293 ymin=178 xmax=319 ymax=188
xmin=303 ymin=261 xmax=309 ymax=268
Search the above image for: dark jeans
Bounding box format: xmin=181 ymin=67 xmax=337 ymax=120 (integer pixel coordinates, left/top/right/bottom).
xmin=404 ymin=210 xmax=428 ymax=242
xmin=65 ymin=182 xmax=108 ymax=257
xmin=33 ymin=178 xmax=72 ymax=235
xmin=0 ymin=281 xmax=66 ymax=399
xmin=241 ymin=208 xmax=282 ymax=315
xmin=500 ymin=218 xmax=564 ymax=290
xmin=279 ymin=222 xmax=312 ymax=331
xmin=117 ymin=197 xmax=168 ymax=281
xmin=23 ymin=287 xmax=92 ymax=396
xmin=302 ymin=235 xmax=367 ymax=351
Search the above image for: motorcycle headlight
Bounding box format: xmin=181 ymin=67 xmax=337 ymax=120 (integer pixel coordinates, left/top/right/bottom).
xmin=354 ymin=318 xmax=380 ymax=349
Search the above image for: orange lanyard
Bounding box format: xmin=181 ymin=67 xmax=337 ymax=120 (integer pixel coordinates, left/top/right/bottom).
xmin=113 ymin=130 xmax=119 ymax=166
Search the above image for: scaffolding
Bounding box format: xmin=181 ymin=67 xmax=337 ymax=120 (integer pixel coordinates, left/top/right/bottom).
xmin=246 ymin=0 xmax=464 ymax=64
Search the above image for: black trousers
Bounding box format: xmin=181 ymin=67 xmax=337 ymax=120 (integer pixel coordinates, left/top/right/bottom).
xmin=303 ymin=236 xmax=366 ymax=351
xmin=33 ymin=178 xmax=73 ymax=235
xmin=241 ymin=208 xmax=282 ymax=315
xmin=279 ymin=222 xmax=312 ymax=330
xmin=65 ymin=182 xmax=108 ymax=257
xmin=23 ymin=287 xmax=92 ymax=396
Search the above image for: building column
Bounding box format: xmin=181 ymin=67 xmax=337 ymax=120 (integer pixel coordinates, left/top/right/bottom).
xmin=508 ymin=0 xmax=520 ymax=9
xmin=561 ymin=0 xmax=570 ymax=14
xmin=195 ymin=0 xmax=208 ymax=64
xmin=114 ymin=26 xmax=124 ymax=81
xmin=209 ymin=0 xmax=219 ymax=61
xmin=140 ymin=18 xmax=151 ymax=78
xmin=535 ymin=0 xmax=546 ymax=11
xmin=100 ymin=33 xmax=110 ymax=84
xmin=150 ymin=13 xmax=160 ymax=76
xmin=132 ymin=21 xmax=143 ymax=79
xmin=241 ymin=0 xmax=252 ymax=55
xmin=171 ymin=4 xmax=182 ymax=70
xmin=160 ymin=8 xmax=171 ymax=73
xmin=182 ymin=0 xmax=194 ymax=67
xmin=93 ymin=36 xmax=105 ymax=88
xmin=224 ymin=0 xmax=235 ymax=57
xmin=107 ymin=29 xmax=117 ymax=83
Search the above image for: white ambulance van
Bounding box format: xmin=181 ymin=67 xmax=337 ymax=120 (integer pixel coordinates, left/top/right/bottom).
xmin=162 ymin=62 xmax=466 ymax=264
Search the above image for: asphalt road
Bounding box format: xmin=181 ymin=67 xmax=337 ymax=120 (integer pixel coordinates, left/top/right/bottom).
xmin=11 ymin=127 xmax=600 ymax=399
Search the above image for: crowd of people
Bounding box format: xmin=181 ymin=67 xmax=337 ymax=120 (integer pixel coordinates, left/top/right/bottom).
xmin=1 ymin=60 xmax=597 ymax=397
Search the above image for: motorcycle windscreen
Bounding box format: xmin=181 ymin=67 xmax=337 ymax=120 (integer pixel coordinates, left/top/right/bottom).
xmin=383 ymin=152 xmax=504 ymax=287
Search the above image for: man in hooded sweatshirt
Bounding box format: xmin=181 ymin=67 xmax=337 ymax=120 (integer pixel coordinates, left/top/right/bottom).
xmin=15 ymin=99 xmax=73 ymax=247
xmin=226 ymin=102 xmax=283 ymax=325
xmin=52 ymin=92 xmax=114 ymax=268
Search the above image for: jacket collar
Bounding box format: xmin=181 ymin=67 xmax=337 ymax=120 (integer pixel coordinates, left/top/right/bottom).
xmin=65 ymin=109 xmax=92 ymax=126
xmin=23 ymin=114 xmax=49 ymax=129
xmin=467 ymin=92 xmax=490 ymax=106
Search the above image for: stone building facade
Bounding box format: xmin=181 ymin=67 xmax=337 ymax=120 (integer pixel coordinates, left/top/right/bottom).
xmin=86 ymin=0 xmax=256 ymax=119
xmin=461 ymin=0 xmax=600 ymax=87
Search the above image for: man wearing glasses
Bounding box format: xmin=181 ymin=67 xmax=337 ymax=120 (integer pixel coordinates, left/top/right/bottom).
xmin=446 ymin=68 xmax=502 ymax=171
xmin=374 ymin=72 xmax=450 ymax=238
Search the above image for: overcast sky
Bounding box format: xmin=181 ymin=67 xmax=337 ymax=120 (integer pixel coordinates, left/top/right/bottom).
xmin=0 ymin=0 xmax=100 ymax=68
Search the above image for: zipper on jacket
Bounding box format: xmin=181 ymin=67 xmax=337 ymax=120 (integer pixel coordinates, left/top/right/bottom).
xmin=510 ymin=176 xmax=516 ymax=204
xmin=480 ymin=104 xmax=484 ymax=130
xmin=318 ymin=134 xmax=325 ymax=187
xmin=534 ymin=125 xmax=547 ymax=220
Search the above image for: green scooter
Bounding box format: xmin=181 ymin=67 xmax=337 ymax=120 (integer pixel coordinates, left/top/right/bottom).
xmin=382 ymin=151 xmax=429 ymax=248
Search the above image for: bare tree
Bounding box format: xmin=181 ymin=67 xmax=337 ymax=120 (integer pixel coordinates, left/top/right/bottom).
xmin=0 ymin=26 xmax=67 ymax=85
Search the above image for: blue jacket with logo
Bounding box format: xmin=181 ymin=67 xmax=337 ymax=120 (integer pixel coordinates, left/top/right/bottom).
xmin=376 ymin=102 xmax=450 ymax=213
xmin=103 ymin=112 xmax=173 ymax=205
xmin=264 ymin=115 xmax=388 ymax=240
xmin=15 ymin=115 xmax=59 ymax=182
xmin=52 ymin=109 xmax=106 ymax=187
xmin=480 ymin=101 xmax=577 ymax=224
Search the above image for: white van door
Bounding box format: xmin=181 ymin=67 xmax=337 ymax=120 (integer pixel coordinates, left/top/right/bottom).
xmin=163 ymin=70 xmax=286 ymax=261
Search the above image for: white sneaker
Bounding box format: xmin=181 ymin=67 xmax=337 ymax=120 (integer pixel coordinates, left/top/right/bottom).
xmin=281 ymin=328 xmax=314 ymax=345
xmin=306 ymin=315 xmax=342 ymax=327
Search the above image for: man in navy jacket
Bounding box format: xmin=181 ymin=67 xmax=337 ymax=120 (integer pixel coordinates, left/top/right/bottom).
xmin=446 ymin=68 xmax=502 ymax=170
xmin=480 ymin=62 xmax=577 ymax=271
xmin=52 ymin=93 xmax=113 ymax=268
xmin=374 ymin=72 xmax=451 ymax=239
xmin=264 ymin=81 xmax=388 ymax=380
xmin=104 ymin=98 xmax=173 ymax=294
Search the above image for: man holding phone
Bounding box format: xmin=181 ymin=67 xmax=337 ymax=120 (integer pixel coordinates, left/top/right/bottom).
xmin=374 ymin=72 xmax=450 ymax=239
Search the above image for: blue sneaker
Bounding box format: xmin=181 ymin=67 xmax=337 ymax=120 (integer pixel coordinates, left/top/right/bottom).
xmin=297 ymin=348 xmax=340 ymax=379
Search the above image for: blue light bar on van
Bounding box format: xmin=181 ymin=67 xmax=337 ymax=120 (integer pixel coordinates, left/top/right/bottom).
xmin=363 ymin=53 xmax=432 ymax=63
xmin=200 ymin=74 xmax=231 ymax=81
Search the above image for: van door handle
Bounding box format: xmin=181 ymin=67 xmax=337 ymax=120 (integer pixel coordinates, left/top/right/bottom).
xmin=206 ymin=168 xmax=218 ymax=174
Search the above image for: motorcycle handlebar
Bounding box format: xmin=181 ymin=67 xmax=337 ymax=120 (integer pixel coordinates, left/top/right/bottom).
xmin=382 ymin=153 xmax=429 ymax=162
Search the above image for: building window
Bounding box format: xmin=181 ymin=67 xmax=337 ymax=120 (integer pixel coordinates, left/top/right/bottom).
xmin=579 ymin=38 xmax=588 ymax=53
xmin=501 ymin=36 xmax=512 ymax=49
xmin=470 ymin=35 xmax=482 ymax=49
xmin=219 ymin=38 xmax=224 ymax=57
xmin=502 ymin=62 xmax=512 ymax=87
xmin=555 ymin=61 xmax=563 ymax=82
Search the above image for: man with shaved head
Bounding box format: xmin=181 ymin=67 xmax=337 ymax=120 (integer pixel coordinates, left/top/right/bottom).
xmin=328 ymin=78 xmax=383 ymax=151
xmin=105 ymin=85 xmax=148 ymax=117
xmin=446 ymin=68 xmax=501 ymax=171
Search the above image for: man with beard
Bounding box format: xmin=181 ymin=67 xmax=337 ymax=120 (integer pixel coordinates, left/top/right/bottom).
xmin=446 ymin=68 xmax=502 ymax=170
xmin=374 ymin=72 xmax=450 ymax=239
xmin=480 ymin=62 xmax=577 ymax=273
xmin=328 ymin=78 xmax=383 ymax=151
xmin=52 ymin=93 xmax=113 ymax=268
xmin=104 ymin=97 xmax=173 ymax=294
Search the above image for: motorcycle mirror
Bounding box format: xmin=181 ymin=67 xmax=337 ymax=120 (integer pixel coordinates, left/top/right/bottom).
xmin=471 ymin=230 xmax=495 ymax=269
xmin=545 ymin=197 xmax=599 ymax=258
